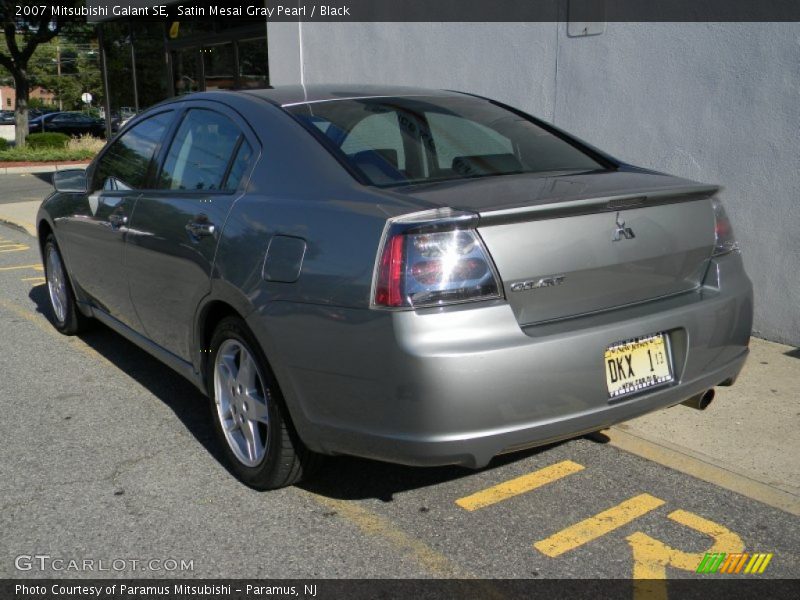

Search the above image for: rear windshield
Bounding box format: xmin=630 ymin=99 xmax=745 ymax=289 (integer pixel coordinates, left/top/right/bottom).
xmin=287 ymin=95 xmax=606 ymax=186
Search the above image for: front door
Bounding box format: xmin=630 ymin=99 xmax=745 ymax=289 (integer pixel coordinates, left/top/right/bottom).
xmin=125 ymin=105 xmax=256 ymax=360
xmin=59 ymin=110 xmax=175 ymax=328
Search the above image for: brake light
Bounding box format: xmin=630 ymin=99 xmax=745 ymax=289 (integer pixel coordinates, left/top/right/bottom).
xmin=711 ymin=198 xmax=739 ymax=256
xmin=372 ymin=209 xmax=502 ymax=309
xmin=374 ymin=234 xmax=405 ymax=307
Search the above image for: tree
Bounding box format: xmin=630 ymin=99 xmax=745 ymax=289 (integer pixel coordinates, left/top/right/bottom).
xmin=0 ymin=1 xmax=87 ymax=145
xmin=29 ymin=38 xmax=102 ymax=111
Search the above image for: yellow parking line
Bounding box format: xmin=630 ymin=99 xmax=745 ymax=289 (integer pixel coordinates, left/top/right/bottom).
xmin=534 ymin=493 xmax=665 ymax=557
xmin=22 ymin=277 xmax=46 ymax=283
xmin=0 ymin=263 xmax=40 ymax=271
xmin=0 ymin=245 xmax=29 ymax=252
xmin=456 ymin=460 xmax=585 ymax=511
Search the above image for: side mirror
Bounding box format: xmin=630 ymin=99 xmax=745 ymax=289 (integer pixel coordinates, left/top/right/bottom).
xmin=53 ymin=169 xmax=88 ymax=193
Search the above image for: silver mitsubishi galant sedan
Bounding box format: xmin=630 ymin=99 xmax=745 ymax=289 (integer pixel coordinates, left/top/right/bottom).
xmin=38 ymin=85 xmax=753 ymax=489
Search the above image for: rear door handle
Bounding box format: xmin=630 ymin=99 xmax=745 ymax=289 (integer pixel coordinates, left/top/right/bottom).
xmin=185 ymin=219 xmax=216 ymax=238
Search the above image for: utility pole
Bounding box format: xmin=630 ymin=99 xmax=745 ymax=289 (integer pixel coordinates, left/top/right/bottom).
xmin=56 ymin=42 xmax=63 ymax=111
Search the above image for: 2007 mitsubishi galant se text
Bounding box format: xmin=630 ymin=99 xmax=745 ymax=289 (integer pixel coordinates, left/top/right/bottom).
xmin=38 ymin=85 xmax=753 ymax=489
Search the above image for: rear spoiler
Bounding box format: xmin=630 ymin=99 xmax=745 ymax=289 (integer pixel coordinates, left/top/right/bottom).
xmin=477 ymin=184 xmax=720 ymax=226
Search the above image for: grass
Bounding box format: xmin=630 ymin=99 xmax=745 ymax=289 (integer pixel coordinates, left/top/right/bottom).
xmin=0 ymin=134 xmax=104 ymax=162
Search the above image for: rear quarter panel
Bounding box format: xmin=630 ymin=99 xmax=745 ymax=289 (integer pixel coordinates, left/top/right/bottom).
xmin=207 ymin=98 xmax=428 ymax=432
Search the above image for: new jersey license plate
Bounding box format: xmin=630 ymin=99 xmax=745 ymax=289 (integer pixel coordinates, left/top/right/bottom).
xmin=605 ymin=334 xmax=673 ymax=398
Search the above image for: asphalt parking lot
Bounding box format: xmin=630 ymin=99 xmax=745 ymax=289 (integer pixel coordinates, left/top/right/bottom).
xmin=1 ymin=220 xmax=798 ymax=587
xmin=0 ymin=173 xmax=54 ymax=206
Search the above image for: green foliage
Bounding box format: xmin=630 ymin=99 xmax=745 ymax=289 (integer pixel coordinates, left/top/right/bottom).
xmin=0 ymin=138 xmax=7 ymax=151
xmin=28 ymin=37 xmax=104 ymax=110
xmin=0 ymin=146 xmax=96 ymax=162
xmin=27 ymin=98 xmax=58 ymax=111
xmin=26 ymin=132 xmax=70 ymax=149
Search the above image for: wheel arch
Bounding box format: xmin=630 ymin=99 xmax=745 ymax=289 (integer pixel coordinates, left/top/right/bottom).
xmin=193 ymin=291 xmax=314 ymax=450
xmin=196 ymin=299 xmax=243 ymax=391
xmin=37 ymin=218 xmax=53 ymax=257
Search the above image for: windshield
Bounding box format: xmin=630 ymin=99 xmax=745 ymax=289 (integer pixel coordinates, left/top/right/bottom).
xmin=287 ymin=95 xmax=607 ymax=186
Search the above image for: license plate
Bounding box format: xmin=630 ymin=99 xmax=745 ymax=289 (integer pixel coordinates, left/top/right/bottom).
xmin=605 ymin=334 xmax=673 ymax=398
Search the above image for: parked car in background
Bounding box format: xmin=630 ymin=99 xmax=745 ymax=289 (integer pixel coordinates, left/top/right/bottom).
xmin=29 ymin=111 xmax=105 ymax=137
xmin=37 ymin=85 xmax=752 ymax=489
xmin=0 ymin=111 xmax=15 ymax=124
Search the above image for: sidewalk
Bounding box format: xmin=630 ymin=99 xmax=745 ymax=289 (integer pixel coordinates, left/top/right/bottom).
xmin=615 ymin=337 xmax=799 ymax=494
xmin=0 ymin=162 xmax=89 ymax=176
xmin=0 ymin=199 xmax=41 ymax=236
xmin=608 ymin=336 xmax=800 ymax=515
xmin=0 ymin=164 xmax=88 ymax=236
xmin=0 ymin=206 xmax=797 ymax=513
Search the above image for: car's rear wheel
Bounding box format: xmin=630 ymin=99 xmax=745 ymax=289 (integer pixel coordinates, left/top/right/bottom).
xmin=208 ymin=317 xmax=314 ymax=489
xmin=43 ymin=234 xmax=89 ymax=335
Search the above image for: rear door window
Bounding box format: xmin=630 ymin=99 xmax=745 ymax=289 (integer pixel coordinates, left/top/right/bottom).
xmin=158 ymin=109 xmax=242 ymax=191
xmin=223 ymin=140 xmax=254 ymax=191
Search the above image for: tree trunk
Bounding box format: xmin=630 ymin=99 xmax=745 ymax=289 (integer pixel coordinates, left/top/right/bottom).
xmin=14 ymin=72 xmax=29 ymax=147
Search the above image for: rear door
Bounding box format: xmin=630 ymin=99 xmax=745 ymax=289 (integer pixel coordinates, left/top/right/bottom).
xmin=58 ymin=110 xmax=175 ymax=328
xmin=125 ymin=103 xmax=257 ymax=361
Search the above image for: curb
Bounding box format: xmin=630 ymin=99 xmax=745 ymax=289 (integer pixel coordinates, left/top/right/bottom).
xmin=607 ymin=426 xmax=800 ymax=516
xmin=0 ymin=217 xmax=30 ymax=236
xmin=0 ymin=163 xmax=89 ymax=175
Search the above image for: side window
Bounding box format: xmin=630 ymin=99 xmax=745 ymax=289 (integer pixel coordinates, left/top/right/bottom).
xmin=340 ymin=112 xmax=406 ymax=170
xmin=158 ymin=109 xmax=242 ymax=191
xmin=91 ymin=111 xmax=173 ymax=192
xmin=224 ymin=140 xmax=254 ymax=191
xmin=427 ymin=112 xmax=513 ymax=171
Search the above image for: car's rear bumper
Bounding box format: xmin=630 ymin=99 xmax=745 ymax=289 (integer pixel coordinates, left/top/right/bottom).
xmin=251 ymin=251 xmax=753 ymax=468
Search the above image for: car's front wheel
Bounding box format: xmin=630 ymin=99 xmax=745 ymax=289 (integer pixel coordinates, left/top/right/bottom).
xmin=43 ymin=234 xmax=89 ymax=335
xmin=208 ymin=317 xmax=314 ymax=489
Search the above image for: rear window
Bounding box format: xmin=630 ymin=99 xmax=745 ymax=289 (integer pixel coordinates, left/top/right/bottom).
xmin=287 ymin=95 xmax=605 ymax=186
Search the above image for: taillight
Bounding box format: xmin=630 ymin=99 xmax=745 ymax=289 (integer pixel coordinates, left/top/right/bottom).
xmin=372 ymin=209 xmax=502 ymax=308
xmin=711 ymin=198 xmax=739 ymax=256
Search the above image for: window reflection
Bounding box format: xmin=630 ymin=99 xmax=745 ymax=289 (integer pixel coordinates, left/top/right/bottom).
xmin=203 ymin=43 xmax=236 ymax=91
xmin=173 ymin=47 xmax=201 ymax=96
xmin=238 ymin=38 xmax=269 ymax=89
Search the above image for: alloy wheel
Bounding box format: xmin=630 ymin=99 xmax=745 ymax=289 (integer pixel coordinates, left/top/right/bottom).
xmin=46 ymin=245 xmax=68 ymax=324
xmin=213 ymin=339 xmax=271 ymax=467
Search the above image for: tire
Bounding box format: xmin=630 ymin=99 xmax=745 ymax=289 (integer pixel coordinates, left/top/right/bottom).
xmin=207 ymin=316 xmax=316 ymax=489
xmin=43 ymin=234 xmax=89 ymax=335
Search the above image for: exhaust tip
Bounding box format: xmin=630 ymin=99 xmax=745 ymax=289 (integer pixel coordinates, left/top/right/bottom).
xmin=682 ymin=389 xmax=715 ymax=410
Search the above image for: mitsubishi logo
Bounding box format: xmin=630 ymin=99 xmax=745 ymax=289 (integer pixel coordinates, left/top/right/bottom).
xmin=612 ymin=212 xmax=635 ymax=241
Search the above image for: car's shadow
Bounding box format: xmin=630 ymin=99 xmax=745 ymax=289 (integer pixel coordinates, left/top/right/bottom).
xmin=32 ymin=172 xmax=53 ymax=185
xmin=28 ymin=284 xmax=570 ymax=501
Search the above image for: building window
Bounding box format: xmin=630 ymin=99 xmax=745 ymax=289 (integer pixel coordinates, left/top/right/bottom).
xmin=238 ymin=38 xmax=269 ymax=89
xmin=100 ymin=18 xmax=268 ymax=122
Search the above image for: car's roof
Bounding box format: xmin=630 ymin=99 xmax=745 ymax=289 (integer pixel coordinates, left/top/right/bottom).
xmin=240 ymin=84 xmax=466 ymax=107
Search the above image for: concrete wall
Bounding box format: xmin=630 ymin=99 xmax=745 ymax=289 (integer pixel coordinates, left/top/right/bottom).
xmin=267 ymin=20 xmax=800 ymax=346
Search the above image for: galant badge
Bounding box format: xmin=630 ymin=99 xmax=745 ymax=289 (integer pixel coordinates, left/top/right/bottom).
xmin=612 ymin=212 xmax=635 ymax=241
xmin=510 ymin=275 xmax=566 ymax=292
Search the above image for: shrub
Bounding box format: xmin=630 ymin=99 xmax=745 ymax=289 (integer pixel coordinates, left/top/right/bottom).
xmin=26 ymin=132 xmax=70 ymax=149
xmin=0 ymin=146 xmax=97 ymax=162
xmin=67 ymin=134 xmax=106 ymax=154
xmin=0 ymin=138 xmax=7 ymax=151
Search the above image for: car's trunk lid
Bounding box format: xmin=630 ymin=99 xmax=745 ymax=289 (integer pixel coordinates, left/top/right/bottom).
xmin=396 ymin=170 xmax=718 ymax=325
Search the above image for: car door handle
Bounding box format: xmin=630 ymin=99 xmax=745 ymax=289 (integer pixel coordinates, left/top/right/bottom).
xmin=108 ymin=213 xmax=128 ymax=229
xmin=185 ymin=219 xmax=216 ymax=238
